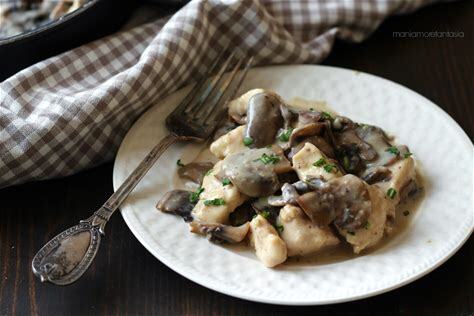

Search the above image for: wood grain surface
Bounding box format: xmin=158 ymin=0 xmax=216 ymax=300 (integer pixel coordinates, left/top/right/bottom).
xmin=0 ymin=1 xmax=472 ymax=315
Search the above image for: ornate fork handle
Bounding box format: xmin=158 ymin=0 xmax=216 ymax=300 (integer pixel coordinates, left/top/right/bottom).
xmin=91 ymin=134 xmax=179 ymax=232
xmin=32 ymin=134 xmax=179 ymax=285
xmin=32 ymin=52 xmax=252 ymax=286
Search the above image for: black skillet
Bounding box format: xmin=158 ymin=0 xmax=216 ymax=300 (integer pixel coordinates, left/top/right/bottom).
xmin=0 ymin=0 xmax=188 ymax=82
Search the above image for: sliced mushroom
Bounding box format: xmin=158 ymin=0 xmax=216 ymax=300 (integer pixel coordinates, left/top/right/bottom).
xmin=357 ymin=125 xmax=399 ymax=167
xmin=280 ymin=104 xmax=298 ymax=129
xmin=399 ymin=178 xmax=420 ymax=202
xmin=244 ymin=92 xmax=284 ymax=148
xmin=296 ymin=190 xmax=336 ymax=226
xmin=189 ymin=221 xmax=250 ymax=243
xmin=227 ymin=88 xmax=266 ymax=124
xmin=288 ymin=123 xmax=325 ymax=147
xmin=229 ymin=204 xmax=256 ymax=227
xmin=335 ymin=125 xmax=376 ymax=161
xmin=288 ymin=135 xmax=335 ymax=159
xmin=213 ymin=120 xmax=239 ymax=140
xmin=281 ymin=182 xmax=299 ymax=204
xmin=251 ymin=197 xmax=272 ymax=212
xmin=297 ymin=110 xmax=323 ymax=126
xmin=156 ymin=190 xmax=194 ymax=222
xmin=220 ymin=148 xmax=281 ymax=197
xmin=336 ymin=143 xmax=364 ymax=173
xmin=292 ymin=180 xmax=311 ymax=192
xmin=265 ymin=183 xmax=300 ymax=207
xmin=305 ymin=177 xmax=327 ymax=190
xmin=296 ymin=175 xmax=372 ymax=231
xmin=266 ymin=196 xmax=286 ymax=207
xmin=177 ymin=162 xmax=214 ymax=184
xmin=333 ymin=122 xmax=408 ymax=175
xmin=330 ymin=175 xmax=372 ymax=232
xmin=290 ymin=178 xmax=326 ymax=194
xmin=361 ymin=166 xmax=392 ymax=184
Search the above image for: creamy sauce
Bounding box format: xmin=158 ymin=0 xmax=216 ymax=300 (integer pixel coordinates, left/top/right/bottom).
xmin=170 ymin=98 xmax=426 ymax=267
xmin=288 ymin=98 xmax=335 ymax=114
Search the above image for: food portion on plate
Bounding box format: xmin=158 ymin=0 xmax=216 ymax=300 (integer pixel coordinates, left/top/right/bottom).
xmin=156 ymin=89 xmax=422 ymax=267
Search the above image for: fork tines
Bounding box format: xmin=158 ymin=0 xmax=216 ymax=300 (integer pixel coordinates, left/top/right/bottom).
xmin=166 ymin=52 xmax=254 ymax=139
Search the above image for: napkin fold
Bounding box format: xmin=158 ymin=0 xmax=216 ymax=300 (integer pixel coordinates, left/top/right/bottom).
xmin=0 ymin=0 xmax=437 ymax=188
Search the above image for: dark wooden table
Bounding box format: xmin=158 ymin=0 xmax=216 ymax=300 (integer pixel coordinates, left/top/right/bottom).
xmin=1 ymin=1 xmax=473 ymax=315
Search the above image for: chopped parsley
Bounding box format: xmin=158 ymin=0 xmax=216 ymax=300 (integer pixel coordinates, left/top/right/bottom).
xmin=276 ymin=224 xmax=284 ymax=233
xmin=260 ymin=210 xmax=271 ymax=219
xmin=313 ymin=157 xmax=337 ymax=173
xmin=364 ymin=221 xmax=371 ymax=230
xmin=403 ymin=210 xmax=410 ymax=216
xmin=386 ymin=146 xmax=400 ymax=155
xmin=323 ymin=164 xmax=336 ymax=173
xmin=222 ymin=178 xmax=231 ymax=186
xmin=387 ymin=188 xmax=397 ymax=199
xmin=176 ymin=159 xmax=184 ymax=167
xmin=255 ymin=153 xmax=280 ymax=165
xmin=342 ymin=156 xmax=351 ymax=170
xmin=205 ymin=169 xmax=213 ymax=176
xmin=203 ymin=198 xmax=226 ymax=206
xmin=404 ymin=152 xmax=413 ymax=158
xmin=321 ymin=111 xmax=332 ymax=120
xmin=347 ymin=231 xmax=356 ymax=236
xmin=313 ymin=157 xmax=327 ymax=167
xmin=189 ymin=187 xmax=204 ymax=203
xmin=243 ymin=136 xmax=254 ymax=146
xmin=278 ymin=128 xmax=293 ymax=142
xmin=309 ymin=107 xmax=314 ymax=111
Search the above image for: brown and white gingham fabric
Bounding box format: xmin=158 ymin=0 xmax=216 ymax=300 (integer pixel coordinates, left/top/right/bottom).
xmin=0 ymin=0 xmax=437 ymax=188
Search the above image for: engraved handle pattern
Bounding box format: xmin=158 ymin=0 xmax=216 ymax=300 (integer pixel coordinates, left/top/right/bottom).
xmin=32 ymin=133 xmax=179 ymax=285
xmin=90 ymin=133 xmax=178 ymax=233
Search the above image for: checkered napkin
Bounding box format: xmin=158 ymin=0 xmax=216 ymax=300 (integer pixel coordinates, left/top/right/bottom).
xmin=0 ymin=0 xmax=437 ymax=188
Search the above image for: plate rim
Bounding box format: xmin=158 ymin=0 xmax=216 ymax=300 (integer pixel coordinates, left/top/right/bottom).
xmin=113 ymin=64 xmax=474 ymax=305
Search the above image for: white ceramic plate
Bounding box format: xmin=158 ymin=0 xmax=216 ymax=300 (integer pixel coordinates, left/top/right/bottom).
xmin=113 ymin=65 xmax=473 ymax=305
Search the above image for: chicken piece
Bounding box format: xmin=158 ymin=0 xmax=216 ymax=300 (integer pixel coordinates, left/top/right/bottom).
xmin=292 ymin=142 xmax=342 ymax=182
xmin=249 ymin=215 xmax=287 ymax=267
xmin=278 ymin=205 xmax=339 ymax=257
xmin=210 ymin=125 xmax=247 ymax=159
xmin=374 ymin=157 xmax=416 ymax=215
xmin=192 ymin=161 xmax=247 ymax=224
xmin=297 ymin=174 xmax=370 ymax=227
xmin=338 ymin=185 xmax=391 ymax=253
xmin=244 ymin=92 xmax=284 ymax=147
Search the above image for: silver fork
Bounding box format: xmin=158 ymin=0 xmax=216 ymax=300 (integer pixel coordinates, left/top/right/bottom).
xmin=31 ymin=52 xmax=254 ymax=285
